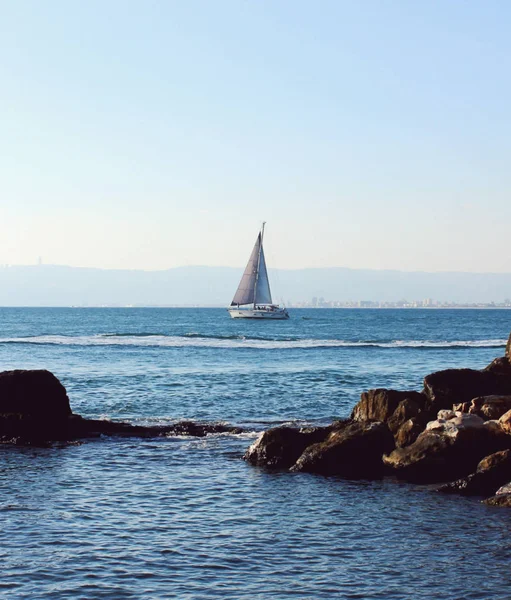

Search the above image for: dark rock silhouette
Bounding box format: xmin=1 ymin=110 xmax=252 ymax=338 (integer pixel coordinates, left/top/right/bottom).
xmin=437 ymin=450 xmax=511 ymax=496
xmin=291 ymin=421 xmax=395 ymax=477
xmin=245 ymin=351 xmax=511 ymax=506
xmin=0 ymin=369 xmax=242 ymax=445
xmin=244 ymin=424 xmax=336 ymax=469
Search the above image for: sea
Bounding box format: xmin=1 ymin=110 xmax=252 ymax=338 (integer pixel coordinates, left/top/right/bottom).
xmin=1 ymin=307 xmax=511 ymax=599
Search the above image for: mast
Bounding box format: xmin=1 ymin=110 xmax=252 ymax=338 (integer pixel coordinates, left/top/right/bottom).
xmin=253 ymin=221 xmax=266 ymax=309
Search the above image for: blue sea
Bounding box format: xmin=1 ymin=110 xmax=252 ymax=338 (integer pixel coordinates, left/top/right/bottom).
xmin=1 ymin=308 xmax=511 ymax=599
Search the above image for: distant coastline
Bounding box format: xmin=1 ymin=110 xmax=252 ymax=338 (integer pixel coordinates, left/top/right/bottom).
xmin=2 ymin=264 xmax=511 ymax=307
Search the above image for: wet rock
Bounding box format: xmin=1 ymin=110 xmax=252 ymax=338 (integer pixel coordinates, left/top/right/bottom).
xmin=495 ymin=482 xmax=511 ymax=495
xmin=291 ymin=420 xmax=395 ymax=478
xmin=244 ymin=424 xmax=334 ymax=468
xmin=72 ymin=418 xmax=244 ymax=439
xmin=383 ymin=412 xmax=511 ymax=483
xmin=437 ymin=450 xmax=511 ymax=496
xmin=483 ymin=494 xmax=511 ymax=507
xmin=0 ymin=369 xmax=244 ymax=445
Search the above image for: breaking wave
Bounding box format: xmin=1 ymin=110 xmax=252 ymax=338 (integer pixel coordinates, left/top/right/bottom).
xmin=0 ymin=334 xmax=506 ymax=350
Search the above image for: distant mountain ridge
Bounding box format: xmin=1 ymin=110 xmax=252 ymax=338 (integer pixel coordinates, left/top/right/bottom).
xmin=1 ymin=264 xmax=511 ymax=306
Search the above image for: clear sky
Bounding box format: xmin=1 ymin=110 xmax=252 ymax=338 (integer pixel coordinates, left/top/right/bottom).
xmin=1 ymin=0 xmax=510 ymax=272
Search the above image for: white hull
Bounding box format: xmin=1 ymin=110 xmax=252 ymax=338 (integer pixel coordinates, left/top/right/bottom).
xmin=228 ymin=307 xmax=289 ymax=320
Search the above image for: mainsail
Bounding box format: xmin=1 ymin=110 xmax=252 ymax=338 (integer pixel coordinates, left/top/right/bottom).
xmin=231 ymin=231 xmax=273 ymax=307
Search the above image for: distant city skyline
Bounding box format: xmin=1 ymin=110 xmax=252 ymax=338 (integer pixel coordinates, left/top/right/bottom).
xmin=2 ymin=2 xmax=510 ymax=272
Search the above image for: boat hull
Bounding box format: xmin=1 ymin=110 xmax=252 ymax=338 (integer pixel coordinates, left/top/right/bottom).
xmin=228 ymin=307 xmax=289 ymax=320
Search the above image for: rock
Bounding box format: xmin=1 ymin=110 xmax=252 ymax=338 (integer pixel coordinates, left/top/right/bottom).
xmin=499 ymin=409 xmax=511 ymax=433
xmin=383 ymin=413 xmax=511 ymax=483
xmin=244 ymin=424 xmax=333 ymax=468
xmin=351 ymin=389 xmax=426 ymax=425
xmin=425 ymin=412 xmax=485 ymax=435
xmin=351 ymin=389 xmax=428 ymax=447
xmin=484 ymin=356 xmax=511 ymax=375
xmin=291 ymin=420 xmax=395 ymax=478
xmin=0 ymin=368 xmax=244 ymax=445
xmin=0 ymin=369 xmax=71 ymax=418
xmin=423 ymin=368 xmax=511 ymax=412
xmin=495 ymin=482 xmax=511 ymax=495
xmin=387 ymin=397 xmax=428 ymax=434
xmin=437 ymin=410 xmax=456 ymax=420
xmin=437 ymin=449 xmax=511 ymax=496
xmin=394 ymin=418 xmax=424 ymax=448
xmin=506 ymin=332 xmax=511 ymax=359
xmin=74 ymin=418 xmax=244 ymax=439
xmin=0 ymin=370 xmax=73 ymax=443
xmin=483 ymin=494 xmax=511 ymax=507
xmin=470 ymin=396 xmax=511 ymax=420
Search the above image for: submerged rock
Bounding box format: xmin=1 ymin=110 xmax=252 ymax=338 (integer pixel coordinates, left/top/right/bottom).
xmin=0 ymin=369 xmax=243 ymax=445
xmin=483 ymin=494 xmax=511 ymax=507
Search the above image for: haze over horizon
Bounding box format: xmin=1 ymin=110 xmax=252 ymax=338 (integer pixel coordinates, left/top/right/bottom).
xmin=2 ymin=1 xmax=510 ymax=273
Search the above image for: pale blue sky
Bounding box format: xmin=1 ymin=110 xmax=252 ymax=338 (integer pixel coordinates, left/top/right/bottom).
xmin=1 ymin=1 xmax=510 ymax=271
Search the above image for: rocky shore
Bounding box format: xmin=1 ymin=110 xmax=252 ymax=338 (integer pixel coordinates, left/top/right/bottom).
xmin=0 ymin=369 xmax=242 ymax=445
xmin=5 ymin=339 xmax=511 ymax=508
xmin=244 ymin=336 xmax=511 ymax=507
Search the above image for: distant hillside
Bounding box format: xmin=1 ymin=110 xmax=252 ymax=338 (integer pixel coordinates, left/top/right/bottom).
xmin=1 ymin=265 xmax=511 ymax=306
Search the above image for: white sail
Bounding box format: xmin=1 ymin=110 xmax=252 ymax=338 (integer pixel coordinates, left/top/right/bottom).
xmin=254 ymin=246 xmax=272 ymax=305
xmin=231 ymin=234 xmax=261 ymax=306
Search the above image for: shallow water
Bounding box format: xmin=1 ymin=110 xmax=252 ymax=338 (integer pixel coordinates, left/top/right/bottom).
xmin=1 ymin=308 xmax=511 ymax=598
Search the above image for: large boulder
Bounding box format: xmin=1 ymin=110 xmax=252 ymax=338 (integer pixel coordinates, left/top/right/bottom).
xmin=0 ymin=370 xmax=72 ymax=443
xmin=291 ymin=420 xmax=395 ymax=478
xmin=383 ymin=412 xmax=511 ymax=483
xmin=483 ymin=494 xmax=511 ymax=507
xmin=351 ymin=389 xmax=426 ymax=425
xmin=423 ymin=368 xmax=511 ymax=412
xmin=0 ymin=369 xmax=71 ymax=418
xmin=244 ymin=424 xmax=333 ymax=468
xmin=437 ymin=449 xmax=511 ymax=496
xmin=484 ymin=357 xmax=511 ymax=376
xmin=351 ymin=389 xmax=428 ymax=447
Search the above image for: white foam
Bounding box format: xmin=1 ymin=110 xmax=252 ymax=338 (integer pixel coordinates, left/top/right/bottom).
xmin=0 ymin=335 xmax=505 ymax=350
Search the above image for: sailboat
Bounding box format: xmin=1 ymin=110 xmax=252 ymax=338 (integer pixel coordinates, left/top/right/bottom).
xmin=228 ymin=223 xmax=289 ymax=319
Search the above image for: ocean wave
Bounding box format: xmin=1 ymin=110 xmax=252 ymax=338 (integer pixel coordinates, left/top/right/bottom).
xmin=0 ymin=334 xmax=506 ymax=350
